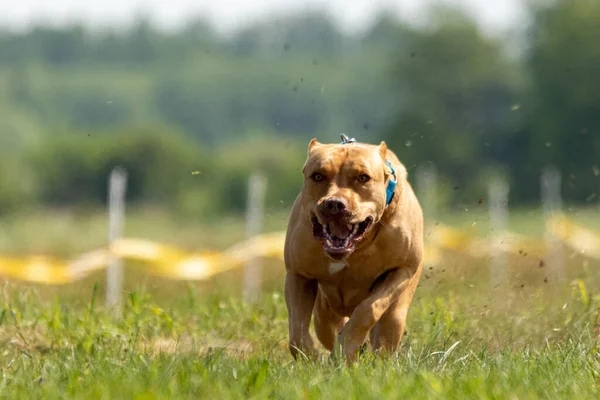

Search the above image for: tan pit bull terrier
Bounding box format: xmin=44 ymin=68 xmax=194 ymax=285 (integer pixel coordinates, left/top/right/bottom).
xmin=284 ymin=135 xmax=424 ymax=362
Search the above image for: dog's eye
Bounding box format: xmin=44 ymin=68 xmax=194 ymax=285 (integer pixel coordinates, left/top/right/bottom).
xmin=311 ymin=172 xmax=324 ymax=182
xmin=357 ymin=174 xmax=370 ymax=183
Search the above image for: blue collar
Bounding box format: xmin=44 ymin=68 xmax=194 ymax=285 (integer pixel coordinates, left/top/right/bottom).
xmin=339 ymin=134 xmax=397 ymax=206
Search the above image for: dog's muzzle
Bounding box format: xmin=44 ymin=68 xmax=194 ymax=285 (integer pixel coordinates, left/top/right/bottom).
xmin=312 ymin=216 xmax=374 ymax=260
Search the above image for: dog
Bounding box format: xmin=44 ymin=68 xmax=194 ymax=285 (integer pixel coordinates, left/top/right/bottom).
xmin=283 ymin=135 xmax=424 ymax=362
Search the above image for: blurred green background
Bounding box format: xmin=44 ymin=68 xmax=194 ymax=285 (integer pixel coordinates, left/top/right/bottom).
xmin=0 ymin=0 xmax=598 ymax=254
xmin=1 ymin=4 xmax=600 ymax=397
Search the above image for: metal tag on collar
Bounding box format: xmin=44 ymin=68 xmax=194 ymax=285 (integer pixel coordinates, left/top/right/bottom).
xmin=340 ymin=134 xmax=356 ymax=144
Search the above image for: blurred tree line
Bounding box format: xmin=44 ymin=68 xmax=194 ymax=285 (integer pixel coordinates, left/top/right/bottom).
xmin=0 ymin=0 xmax=598 ymax=216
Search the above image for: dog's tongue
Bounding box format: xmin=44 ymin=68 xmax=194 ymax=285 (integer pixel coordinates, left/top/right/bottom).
xmin=328 ymin=221 xmax=351 ymax=239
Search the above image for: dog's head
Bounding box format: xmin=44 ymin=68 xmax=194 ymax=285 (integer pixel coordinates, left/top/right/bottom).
xmin=301 ymin=138 xmax=396 ymax=260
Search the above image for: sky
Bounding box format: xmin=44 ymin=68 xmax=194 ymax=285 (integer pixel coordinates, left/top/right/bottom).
xmin=0 ymin=0 xmax=526 ymax=35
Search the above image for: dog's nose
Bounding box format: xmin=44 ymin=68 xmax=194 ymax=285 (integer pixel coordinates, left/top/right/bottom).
xmin=322 ymin=198 xmax=348 ymax=216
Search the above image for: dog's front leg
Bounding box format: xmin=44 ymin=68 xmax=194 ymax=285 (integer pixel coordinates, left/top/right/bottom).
xmin=334 ymin=265 xmax=418 ymax=362
xmin=285 ymin=272 xmax=318 ymax=359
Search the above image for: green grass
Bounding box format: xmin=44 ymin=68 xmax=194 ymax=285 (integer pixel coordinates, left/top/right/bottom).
xmin=2 ymin=262 xmax=600 ymax=399
xmin=1 ymin=207 xmax=600 ymax=398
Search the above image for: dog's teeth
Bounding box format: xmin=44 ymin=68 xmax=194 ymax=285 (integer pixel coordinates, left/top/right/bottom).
xmin=346 ymin=224 xmax=353 ymax=231
xmin=353 ymin=225 xmax=359 ymax=234
xmin=326 ymin=239 xmax=332 ymax=247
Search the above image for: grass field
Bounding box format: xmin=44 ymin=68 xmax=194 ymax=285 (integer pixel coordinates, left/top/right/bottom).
xmin=1 ymin=274 xmax=600 ymax=399
xmin=1 ymin=207 xmax=600 ymax=398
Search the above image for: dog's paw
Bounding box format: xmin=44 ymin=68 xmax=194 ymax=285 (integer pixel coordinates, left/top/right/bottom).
xmin=330 ymin=339 xmax=362 ymax=365
xmin=289 ymin=342 xmax=318 ymax=361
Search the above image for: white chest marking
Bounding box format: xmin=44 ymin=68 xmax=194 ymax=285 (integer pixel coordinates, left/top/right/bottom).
xmin=328 ymin=262 xmax=346 ymax=275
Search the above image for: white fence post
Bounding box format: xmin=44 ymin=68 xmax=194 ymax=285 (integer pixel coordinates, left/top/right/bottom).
xmin=243 ymin=172 xmax=267 ymax=302
xmin=488 ymin=176 xmax=510 ymax=291
xmin=541 ymin=165 xmax=565 ymax=284
xmin=106 ymin=166 xmax=127 ymax=310
xmin=416 ymin=163 xmax=438 ymax=266
xmin=416 ymin=162 xmax=438 ymax=224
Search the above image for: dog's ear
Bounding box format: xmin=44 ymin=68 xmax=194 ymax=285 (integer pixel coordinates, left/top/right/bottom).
xmin=378 ymin=141 xmax=388 ymax=160
xmin=308 ymin=138 xmax=322 ymax=153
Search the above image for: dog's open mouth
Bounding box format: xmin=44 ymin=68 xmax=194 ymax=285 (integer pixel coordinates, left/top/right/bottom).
xmin=312 ymin=216 xmax=374 ymax=259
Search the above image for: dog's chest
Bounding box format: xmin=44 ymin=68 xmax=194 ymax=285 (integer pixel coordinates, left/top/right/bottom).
xmin=320 ymin=260 xmax=380 ymax=286
xmin=317 ymin=260 xmax=391 ymax=315
xmin=328 ymin=262 xmax=346 ymax=275
xmin=318 ymin=271 xmax=372 ymax=316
